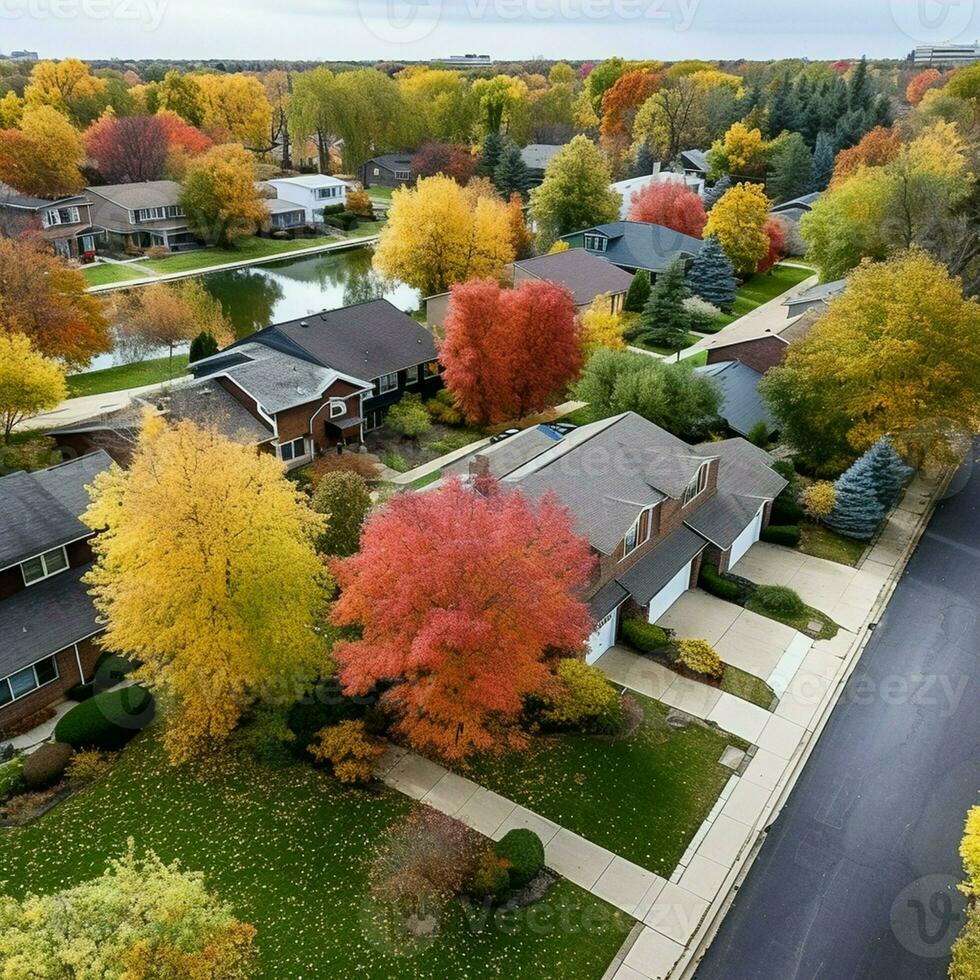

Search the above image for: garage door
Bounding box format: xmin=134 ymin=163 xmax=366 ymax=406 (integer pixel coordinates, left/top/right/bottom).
xmin=729 ymin=505 xmax=765 ymax=568
xmin=586 ymin=606 xmax=620 ymax=664
xmin=647 ymin=559 xmax=694 ymax=624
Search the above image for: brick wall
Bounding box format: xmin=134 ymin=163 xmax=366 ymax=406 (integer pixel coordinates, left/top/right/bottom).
xmin=0 ymin=537 xmax=95 ymax=601
xmin=706 ymin=336 xmax=788 ymax=374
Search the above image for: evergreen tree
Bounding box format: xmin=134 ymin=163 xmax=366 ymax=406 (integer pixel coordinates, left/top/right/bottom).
xmin=188 ymin=330 xmax=218 ymax=363
xmin=824 ymin=453 xmax=886 ymax=539
xmin=834 ymin=110 xmax=867 ymax=151
xmin=686 ymin=236 xmax=737 ymax=310
xmin=624 ymin=269 xmax=651 ymax=312
xmin=864 ymin=436 xmax=914 ymax=508
xmin=848 ymin=56 xmax=873 ymax=113
xmin=493 ymin=143 xmax=531 ymax=198
xmin=703 ymin=174 xmax=731 ymax=210
xmin=871 ymin=94 xmax=894 ymax=128
xmin=767 ymin=76 xmax=797 ymax=137
xmin=475 ymin=132 xmax=505 ymax=178
xmin=635 ymin=257 xmax=692 ymax=357
xmin=812 ymin=132 xmax=835 ymax=191
xmin=767 ymin=132 xmax=813 ymax=202
xmin=632 ymin=141 xmax=656 ymax=178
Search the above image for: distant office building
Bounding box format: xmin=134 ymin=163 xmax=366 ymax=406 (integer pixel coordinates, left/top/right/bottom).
xmin=4 ymin=50 xmax=39 ymax=60
xmin=913 ymin=43 xmax=980 ymax=67
xmin=442 ymin=54 xmax=493 ymax=66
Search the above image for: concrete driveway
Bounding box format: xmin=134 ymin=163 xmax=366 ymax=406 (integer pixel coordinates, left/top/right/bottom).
xmin=730 ymin=541 xmax=891 ymax=631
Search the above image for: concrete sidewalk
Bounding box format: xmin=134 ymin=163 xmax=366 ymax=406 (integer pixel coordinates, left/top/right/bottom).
xmin=17 ymin=381 xmax=172 ymax=433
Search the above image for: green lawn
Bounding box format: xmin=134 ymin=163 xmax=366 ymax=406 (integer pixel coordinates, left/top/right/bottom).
xmin=367 ymin=185 xmax=395 ymax=201
xmin=707 ymin=264 xmax=815 ymax=331
xmin=681 ymin=350 xmax=708 ymax=367
xmin=798 ymin=524 xmax=866 ymax=567
xmin=0 ymin=727 xmax=631 ymax=979
xmin=82 ymin=263 xmax=152 ymax=287
xmin=465 ymin=693 xmax=746 ymax=876
xmin=67 ymin=354 xmax=189 ymax=398
xmin=744 ymin=597 xmax=839 ymax=641
xmin=721 ymin=664 xmax=775 ymax=710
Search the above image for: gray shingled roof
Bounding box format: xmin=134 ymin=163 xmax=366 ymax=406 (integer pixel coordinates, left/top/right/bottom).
xmin=684 ymin=492 xmax=763 ymax=549
xmin=0 ymin=182 xmax=87 ymax=209
xmin=695 ymin=360 xmax=774 ymax=437
xmin=770 ymin=192 xmax=821 ymax=213
xmin=680 ymin=149 xmax=709 ymax=173
xmin=563 ymin=221 xmax=703 ymax=273
xmin=86 ymin=180 xmax=182 ymax=209
xmin=0 ymin=452 xmax=111 ymax=570
xmin=0 ymin=565 xmax=99 ymax=676
xmin=617 ymin=525 xmax=706 ymax=605
xmin=520 ymin=143 xmax=566 ymax=171
xmin=513 ymin=249 xmax=634 ymax=306
xmin=446 ymin=426 xmax=560 ymax=480
xmin=588 ymin=580 xmax=629 ymax=619
xmin=367 ymin=153 xmax=413 ymax=172
xmin=694 ymin=438 xmax=787 ymax=500
xmin=166 ymin=380 xmax=274 ymax=442
xmin=783 ymin=278 xmax=846 ymax=308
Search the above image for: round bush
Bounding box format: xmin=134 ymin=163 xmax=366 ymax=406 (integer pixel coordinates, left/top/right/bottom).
xmin=54 ymin=685 xmax=155 ymax=751
xmin=771 ymin=497 xmax=805 ymax=526
xmin=286 ymin=679 xmax=362 ymax=760
xmin=22 ymin=741 xmax=74 ymax=790
xmin=65 ymin=682 xmax=95 ymax=702
xmin=677 ymin=638 xmax=724 ymax=679
xmin=621 ymin=619 xmax=669 ymax=653
xmin=753 ymin=585 xmax=805 ymax=616
xmin=493 ymin=829 xmax=545 ymax=890
xmin=761 ymin=524 xmax=801 ymax=547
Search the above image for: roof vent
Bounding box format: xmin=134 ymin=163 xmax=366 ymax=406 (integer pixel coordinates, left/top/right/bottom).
xmin=300 ymin=320 xmax=309 ymax=328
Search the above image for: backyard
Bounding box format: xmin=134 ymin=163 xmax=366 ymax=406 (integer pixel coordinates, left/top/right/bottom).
xmin=67 ymin=354 xmax=189 ymax=398
xmin=0 ymin=725 xmax=632 ymax=979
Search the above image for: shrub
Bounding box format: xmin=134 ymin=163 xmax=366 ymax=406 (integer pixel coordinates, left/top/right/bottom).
xmin=682 ymin=294 xmax=721 ymax=332
xmin=677 ymin=638 xmax=724 ymax=679
xmin=309 ymin=719 xmax=385 ymax=784
xmin=0 ymin=436 xmax=59 ymax=473
xmin=22 ymin=742 xmax=74 ymax=790
xmin=66 ymin=682 xmax=95 ymax=702
xmin=468 ymin=849 xmax=512 ymax=902
xmin=753 ymin=584 xmax=805 ymax=616
xmin=493 ymin=829 xmax=545 ymax=889
xmin=699 ymin=563 xmax=742 ymax=602
xmin=771 ymin=495 xmax=805 ymax=525
xmin=379 ymin=451 xmax=409 ymax=472
xmin=802 ymin=480 xmax=836 ymax=519
xmin=286 ymin=679 xmax=363 ymax=759
xmin=145 ymin=245 xmax=170 ymax=259
xmin=229 ymin=704 xmax=295 ymax=765
xmin=621 ymin=618 xmax=670 ymax=653
xmin=425 ymin=389 xmax=465 ymax=426
xmin=65 ymin=749 xmax=117 ymax=782
xmin=92 ymin=651 xmax=137 ymax=693
xmin=761 ymin=524 xmax=802 ymax=546
xmin=54 ymin=686 xmax=154 ymax=751
xmin=385 ymin=393 xmax=432 ymax=441
xmin=0 ymin=757 xmax=25 ymax=801
xmin=541 ymin=659 xmax=621 ymax=731
xmin=310 ymin=453 xmax=382 ymax=485
xmin=746 ymin=420 xmax=770 ymax=447
xmin=346 ymin=188 xmax=374 ymax=217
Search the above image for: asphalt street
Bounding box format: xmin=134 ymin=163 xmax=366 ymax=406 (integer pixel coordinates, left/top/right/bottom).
xmin=694 ymin=444 xmax=980 ymax=979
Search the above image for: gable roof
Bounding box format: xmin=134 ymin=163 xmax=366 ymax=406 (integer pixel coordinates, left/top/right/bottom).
xmin=684 ymin=492 xmax=764 ymax=549
xmin=563 ymin=221 xmax=703 ymax=272
xmin=0 ymin=182 xmax=88 ymax=210
xmin=520 ymin=143 xmax=566 ymax=171
xmin=693 ymin=437 xmax=787 ymax=500
xmin=512 ymin=248 xmax=634 ymax=305
xmin=617 ymin=525 xmax=707 ymax=604
xmin=367 ymin=153 xmax=413 ymax=172
xmin=695 ymin=359 xmax=774 ymax=437
xmin=267 ymin=174 xmax=348 ymax=189
xmin=783 ymin=278 xmax=846 ymax=309
xmin=0 ymin=451 xmax=112 ymax=570
xmin=679 ymin=149 xmax=709 ymax=172
xmin=85 ymin=180 xmax=182 ymax=209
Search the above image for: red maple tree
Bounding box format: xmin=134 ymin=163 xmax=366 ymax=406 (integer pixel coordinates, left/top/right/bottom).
xmin=410 ymin=142 xmax=476 ymax=185
xmin=85 ymin=114 xmax=169 ymax=183
xmin=906 ymin=69 xmax=944 ymax=105
xmin=756 ymin=218 xmax=786 ymax=274
xmin=330 ymin=479 xmax=595 ymax=760
xmin=156 ymin=110 xmax=213 ymax=156
xmin=440 ymin=278 xmax=582 ymax=426
xmin=627 ymin=181 xmax=707 ymax=238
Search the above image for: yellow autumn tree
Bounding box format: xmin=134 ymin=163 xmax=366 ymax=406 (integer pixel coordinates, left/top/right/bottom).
xmin=0 ymin=105 xmax=85 ymax=198
xmin=962 ymin=806 xmax=980 ymax=898
xmin=580 ymin=296 xmax=626 ymax=359
xmin=193 ymin=72 xmax=272 ymax=148
xmin=23 ymin=58 xmax=108 ymax=125
xmin=704 ymin=182 xmax=771 ymax=276
xmin=0 ymin=91 xmax=22 ymax=128
xmin=707 ymin=121 xmax=768 ymax=180
xmin=373 ymin=174 xmax=515 ymax=296
xmin=83 ymin=415 xmax=331 ymax=763
xmin=0 ymin=333 xmax=67 ymax=442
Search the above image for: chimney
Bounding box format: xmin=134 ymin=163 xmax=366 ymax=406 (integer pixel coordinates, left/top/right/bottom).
xmin=470 ymin=454 xmax=490 ymax=481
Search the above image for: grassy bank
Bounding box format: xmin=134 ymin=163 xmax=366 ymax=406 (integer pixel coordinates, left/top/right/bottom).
xmin=67 ymin=354 xmax=189 ymax=398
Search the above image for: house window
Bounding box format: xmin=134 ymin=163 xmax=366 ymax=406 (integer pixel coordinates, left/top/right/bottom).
xmin=0 ymin=654 xmax=59 ymax=707
xmin=621 ymin=507 xmax=652 ymax=559
xmin=584 ymin=234 xmax=607 ymax=252
xmin=373 ymin=167 xmax=380 ymax=176
xmin=394 ymin=170 xmax=410 ymax=180
xmin=682 ymin=463 xmax=709 ymax=506
xmin=405 ymin=365 xmax=420 ymax=386
xmin=315 ymin=187 xmax=340 ymax=200
xmin=365 ymin=408 xmax=386 ymax=431
xmin=329 ymin=399 xmax=346 ymax=419
xmin=278 ymin=437 xmax=307 ymax=462
xmin=21 ymin=546 xmax=69 ymax=586
xmin=376 ymin=372 xmax=398 ymax=394
xmin=134 ymin=207 xmax=167 ymax=223
xmin=422 ymin=361 xmax=440 ymax=379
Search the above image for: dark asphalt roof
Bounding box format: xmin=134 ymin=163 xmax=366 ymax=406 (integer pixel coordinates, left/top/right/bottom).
xmin=513 ymin=248 xmax=634 ymax=306
xmin=769 ymin=191 xmax=821 ymax=213
xmin=563 ymin=220 xmax=703 ymax=272
xmin=0 ymin=452 xmax=111 ymax=570
xmin=236 ymin=299 xmax=437 ymax=381
xmin=367 ymin=153 xmax=413 ymax=171
xmin=695 ymin=359 xmax=774 ymax=437
xmin=684 ymin=492 xmax=763 ymax=549
xmin=445 ymin=426 xmax=560 ymax=480
xmin=0 ymin=564 xmax=100 ymax=676
xmin=694 ymin=438 xmax=788 ymax=500
xmin=588 ymin=580 xmax=629 ymax=620
xmin=0 ymin=182 xmax=88 ymax=209
xmin=166 ymin=380 xmax=274 ymax=442
xmin=616 ymin=525 xmax=707 ymax=605
xmin=679 ymin=149 xmax=709 ymax=172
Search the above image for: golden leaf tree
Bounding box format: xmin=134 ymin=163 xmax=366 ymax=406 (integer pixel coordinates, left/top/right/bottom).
xmin=0 ymin=105 xmax=85 ymax=198
xmin=83 ymin=416 xmax=331 ymax=763
xmin=0 ymin=333 xmax=67 ymax=442
xmin=579 ymin=295 xmax=626 ymax=359
xmin=703 ymin=182 xmax=771 ymax=276
xmin=373 ymin=174 xmax=514 ymax=296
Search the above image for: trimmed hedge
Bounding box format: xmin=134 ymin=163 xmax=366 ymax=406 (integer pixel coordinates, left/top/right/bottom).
xmin=54 ymin=686 xmax=154 ymax=751
xmin=753 ymin=584 xmax=806 ymax=616
xmin=698 ymin=563 xmax=742 ymax=602
xmin=23 ymin=742 xmax=74 ymax=790
xmin=66 ymin=682 xmax=95 ymax=702
xmin=761 ymin=524 xmax=802 ymax=546
xmin=771 ymin=497 xmax=805 ymax=526
xmin=621 ymin=619 xmax=669 ymax=653
xmin=493 ymin=829 xmax=545 ymax=890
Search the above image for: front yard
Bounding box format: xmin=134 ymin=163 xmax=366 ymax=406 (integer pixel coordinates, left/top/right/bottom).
xmin=81 ymin=263 xmax=152 ymax=287
xmin=0 ymin=726 xmax=631 ymax=979
xmin=707 ymin=264 xmax=815 ymax=332
xmin=464 ymin=693 xmax=746 ymax=876
xmin=798 ymin=524 xmax=866 ymax=566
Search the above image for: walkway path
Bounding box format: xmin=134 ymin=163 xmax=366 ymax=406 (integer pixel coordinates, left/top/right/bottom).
xmin=18 ymin=380 xmax=173 ymax=432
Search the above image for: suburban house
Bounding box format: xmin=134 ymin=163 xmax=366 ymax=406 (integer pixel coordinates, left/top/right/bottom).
xmin=703 ymin=307 xmax=819 ymax=373
xmin=782 ymin=277 xmax=846 ymax=318
xmin=611 ymin=167 xmax=704 ymax=219
xmin=769 ymin=192 xmax=821 ymax=222
xmin=187 ymin=299 xmax=440 ymax=467
xmin=695 ymin=360 xmax=775 ymax=438
xmin=678 ymin=149 xmax=710 ymax=181
xmin=0 ymin=452 xmax=112 ymax=731
xmin=360 ymin=154 xmax=414 ymax=189
xmin=86 ymin=181 xmax=198 ymax=253
xmin=0 ymin=183 xmax=98 ymax=260
xmin=520 ymin=143 xmax=566 ymax=185
xmin=450 ymin=412 xmax=786 ymax=663
xmin=263 ymin=175 xmax=349 ymax=226
xmin=560 ymin=220 xmax=704 ymax=277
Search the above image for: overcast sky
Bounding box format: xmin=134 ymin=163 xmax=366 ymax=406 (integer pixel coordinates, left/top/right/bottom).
xmin=3 ymin=0 xmax=979 ymax=61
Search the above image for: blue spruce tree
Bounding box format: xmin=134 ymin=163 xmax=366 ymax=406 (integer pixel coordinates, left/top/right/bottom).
xmin=824 ymin=453 xmax=886 ymax=539
xmin=812 ymin=132 xmax=835 ymax=191
xmin=703 ymin=174 xmax=731 ymax=210
xmin=863 ymin=436 xmax=913 ymax=508
xmin=686 ymin=236 xmax=738 ymax=310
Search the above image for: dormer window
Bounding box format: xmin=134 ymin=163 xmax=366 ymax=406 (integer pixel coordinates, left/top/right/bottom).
xmin=621 ymin=507 xmax=653 ymax=559
xmin=21 ymin=546 xmax=69 ymax=586
xmin=584 ymin=234 xmax=607 ymax=252
xmin=682 ymin=463 xmax=709 ymax=506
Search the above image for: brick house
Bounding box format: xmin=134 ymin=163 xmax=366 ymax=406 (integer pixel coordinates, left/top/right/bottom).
xmin=0 ymin=452 xmax=113 ymax=732
xmin=452 ymin=413 xmax=786 ymax=662
xmin=0 ymin=183 xmax=98 ymax=260
xmin=189 ymin=299 xmax=441 ymax=468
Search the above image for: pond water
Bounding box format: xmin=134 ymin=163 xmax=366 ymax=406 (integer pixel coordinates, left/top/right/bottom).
xmin=87 ymin=245 xmax=419 ymax=370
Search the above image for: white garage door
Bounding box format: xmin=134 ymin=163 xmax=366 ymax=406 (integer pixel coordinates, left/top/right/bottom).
xmin=586 ymin=606 xmax=620 ymax=664
xmin=647 ymin=559 xmax=694 ymax=624
xmin=729 ymin=505 xmax=765 ymax=568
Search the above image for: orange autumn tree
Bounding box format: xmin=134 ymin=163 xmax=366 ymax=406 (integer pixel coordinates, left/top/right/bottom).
xmin=906 ymin=68 xmax=943 ymax=106
xmin=830 ymin=125 xmax=901 ymax=187
xmin=331 ymin=479 xmax=595 ymax=760
xmin=600 ymin=69 xmax=661 ymax=143
xmin=627 ymin=181 xmax=707 ymax=237
xmin=440 ymin=278 xmax=582 ymax=425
